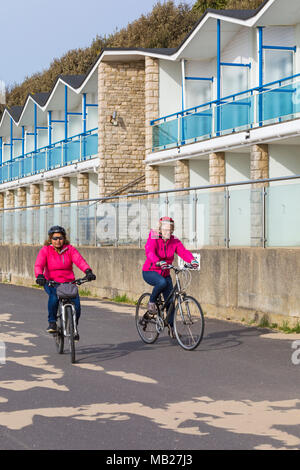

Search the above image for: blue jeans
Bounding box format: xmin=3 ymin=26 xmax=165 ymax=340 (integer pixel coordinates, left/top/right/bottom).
xmin=44 ymin=284 xmax=81 ymax=324
xmin=142 ymin=271 xmax=174 ymax=326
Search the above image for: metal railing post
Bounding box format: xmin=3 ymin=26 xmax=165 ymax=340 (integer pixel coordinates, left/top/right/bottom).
xmin=262 ymin=186 xmax=267 ymax=248
xmin=193 ymin=190 xmax=197 ymax=249
xmin=115 ymin=202 xmax=119 ymax=247
xmin=94 ymin=204 xmax=97 ymax=247
xmin=165 ymin=193 xmax=169 ymax=217
xmin=225 ymin=187 xmax=230 ymax=248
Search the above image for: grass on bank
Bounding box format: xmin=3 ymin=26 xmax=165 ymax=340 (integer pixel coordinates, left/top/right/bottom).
xmin=243 ymin=315 xmax=300 ymax=334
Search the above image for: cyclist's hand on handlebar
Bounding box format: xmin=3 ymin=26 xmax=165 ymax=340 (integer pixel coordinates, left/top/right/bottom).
xmin=85 ymin=269 xmax=96 ymax=281
xmin=156 ymin=261 xmax=168 ymax=269
xmin=190 ymin=259 xmax=199 ymax=270
xmin=36 ymin=274 xmax=46 ymax=287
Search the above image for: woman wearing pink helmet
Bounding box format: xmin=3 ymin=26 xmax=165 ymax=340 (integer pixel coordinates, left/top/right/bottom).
xmin=142 ymin=216 xmax=199 ymax=337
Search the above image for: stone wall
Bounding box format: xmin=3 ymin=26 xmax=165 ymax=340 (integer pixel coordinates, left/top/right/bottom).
xmin=209 ymin=152 xmax=225 ymax=246
xmin=145 ymin=56 xmax=159 ymax=193
xmin=98 ymin=60 xmax=146 ymax=197
xmin=1 ymin=245 xmax=300 ymax=327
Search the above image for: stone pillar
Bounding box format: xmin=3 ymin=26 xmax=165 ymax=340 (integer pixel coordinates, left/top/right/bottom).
xmin=59 ymin=177 xmax=70 ymax=204
xmin=5 ymin=190 xmax=14 ymax=208
xmin=250 ymin=144 xmax=269 ymax=182
xmin=145 ymin=56 xmax=159 ymax=193
xmin=0 ymin=193 xmax=5 ymax=209
xmin=30 ymin=184 xmax=40 ymax=207
xmin=43 ymin=180 xmax=54 ymax=205
xmin=17 ymin=187 xmax=26 ymax=209
xmin=209 ymin=152 xmax=225 ymax=246
xmin=145 ymin=165 xmax=159 ymax=193
xmin=175 ymin=160 xmax=190 ymax=190
xmin=98 ymin=60 xmax=146 ymax=198
xmin=209 ymin=152 xmax=225 ymax=186
xmin=77 ymin=173 xmax=89 ymax=202
xmin=250 ymin=144 xmax=269 ymax=246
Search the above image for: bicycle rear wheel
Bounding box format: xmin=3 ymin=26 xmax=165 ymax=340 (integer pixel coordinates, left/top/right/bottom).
xmin=66 ymin=306 xmax=76 ymax=363
xmin=174 ymin=295 xmax=204 ymax=351
xmin=135 ymin=293 xmax=159 ymax=344
xmin=54 ymin=309 xmax=64 ymax=354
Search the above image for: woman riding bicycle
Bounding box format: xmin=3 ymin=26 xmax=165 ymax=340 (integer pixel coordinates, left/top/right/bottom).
xmin=34 ymin=225 xmax=96 ymax=339
xmin=142 ymin=216 xmax=198 ymax=337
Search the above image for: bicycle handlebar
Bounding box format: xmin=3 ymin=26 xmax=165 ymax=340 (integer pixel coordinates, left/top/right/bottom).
xmin=47 ymin=277 xmax=91 ymax=287
xmin=161 ymin=263 xmax=197 ymax=272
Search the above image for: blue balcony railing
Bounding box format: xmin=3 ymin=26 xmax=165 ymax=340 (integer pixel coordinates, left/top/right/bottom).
xmin=0 ymin=128 xmax=98 ymax=184
xmin=151 ymin=74 xmax=300 ymax=151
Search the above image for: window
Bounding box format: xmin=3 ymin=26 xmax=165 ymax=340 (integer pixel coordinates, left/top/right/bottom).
xmin=222 ymin=66 xmax=249 ymax=97
xmin=264 ymin=49 xmax=294 ymax=83
xmin=185 ymin=80 xmax=212 ymax=109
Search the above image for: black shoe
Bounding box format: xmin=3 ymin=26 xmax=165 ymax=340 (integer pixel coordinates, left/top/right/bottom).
xmin=74 ymin=332 xmax=80 ymax=342
xmin=47 ymin=322 xmax=57 ymax=333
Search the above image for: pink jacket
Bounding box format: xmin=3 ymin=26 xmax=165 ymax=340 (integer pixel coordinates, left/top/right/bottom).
xmin=142 ymin=230 xmax=194 ymax=277
xmin=34 ymin=244 xmax=91 ymax=283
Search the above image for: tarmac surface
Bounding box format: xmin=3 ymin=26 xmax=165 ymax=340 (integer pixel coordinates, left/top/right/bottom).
xmin=0 ymin=283 xmax=300 ymax=450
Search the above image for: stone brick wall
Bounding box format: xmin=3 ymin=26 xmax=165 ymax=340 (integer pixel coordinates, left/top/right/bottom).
xmin=175 ymin=160 xmax=189 ymax=190
xmin=5 ymin=190 xmax=14 ymax=208
xmin=209 ymin=152 xmax=225 ymax=246
xmin=17 ymin=187 xmax=26 ymax=209
xmin=43 ymin=181 xmax=54 ymax=205
xmin=59 ymin=177 xmax=70 ymax=204
xmin=30 ymin=184 xmax=40 ymax=207
xmin=145 ymin=56 xmax=159 ymax=193
xmin=77 ymin=173 xmax=89 ymax=202
xmin=98 ymin=60 xmax=146 ymax=197
xmin=250 ymin=144 xmax=269 ymax=247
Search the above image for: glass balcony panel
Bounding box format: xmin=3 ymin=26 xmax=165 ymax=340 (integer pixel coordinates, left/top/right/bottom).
xmin=182 ymin=110 xmax=212 ymax=143
xmin=34 ymin=150 xmax=47 ymax=174
xmin=64 ymin=139 xmax=80 ymax=164
xmin=2 ymin=164 xmax=9 ymax=182
xmin=152 ymin=119 xmax=178 ymax=149
xmin=260 ymin=81 xmax=300 ymax=123
xmin=82 ymin=133 xmax=98 ymax=159
xmin=48 ymin=146 xmax=62 ymax=169
xmin=23 ymin=155 xmax=33 ymax=176
xmin=11 ymin=160 xmax=20 ymax=180
xmin=266 ymin=182 xmax=300 ymax=247
xmin=229 ymin=187 xmax=251 ymax=246
xmin=217 ymin=96 xmax=254 ymax=134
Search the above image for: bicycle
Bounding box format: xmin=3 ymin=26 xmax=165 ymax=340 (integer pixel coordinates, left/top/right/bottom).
xmin=47 ymin=276 xmax=91 ymax=364
xmin=136 ymin=264 xmax=205 ymax=351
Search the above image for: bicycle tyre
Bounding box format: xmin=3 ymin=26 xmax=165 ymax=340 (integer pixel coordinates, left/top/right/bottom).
xmin=174 ymin=295 xmax=205 ymax=351
xmin=54 ymin=309 xmax=64 ymax=354
xmin=135 ymin=293 xmax=159 ymax=344
xmin=66 ymin=306 xmax=76 ymax=363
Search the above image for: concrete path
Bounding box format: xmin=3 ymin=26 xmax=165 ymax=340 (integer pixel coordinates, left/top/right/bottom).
xmin=0 ymin=283 xmax=299 ymax=450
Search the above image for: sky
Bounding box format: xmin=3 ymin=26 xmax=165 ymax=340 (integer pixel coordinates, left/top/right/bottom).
xmin=0 ymin=0 xmax=184 ymax=88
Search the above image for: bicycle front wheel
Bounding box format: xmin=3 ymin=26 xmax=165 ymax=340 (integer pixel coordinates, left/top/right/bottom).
xmin=66 ymin=306 xmax=76 ymax=363
xmin=135 ymin=293 xmax=159 ymax=344
xmin=174 ymin=296 xmax=204 ymax=351
xmin=54 ymin=310 xmax=64 ymax=354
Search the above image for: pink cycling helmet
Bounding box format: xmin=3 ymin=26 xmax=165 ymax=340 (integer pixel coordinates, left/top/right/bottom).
xmin=159 ymin=216 xmax=174 ymax=224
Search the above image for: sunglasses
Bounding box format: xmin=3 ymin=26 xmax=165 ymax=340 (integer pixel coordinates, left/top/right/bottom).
xmin=52 ymin=236 xmax=64 ymax=241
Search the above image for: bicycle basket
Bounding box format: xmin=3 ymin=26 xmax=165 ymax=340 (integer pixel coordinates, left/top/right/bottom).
xmin=56 ymin=283 xmax=78 ymax=299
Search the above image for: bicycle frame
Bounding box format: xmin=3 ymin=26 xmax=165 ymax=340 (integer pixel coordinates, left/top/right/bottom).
xmin=157 ymin=269 xmax=186 ymax=324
